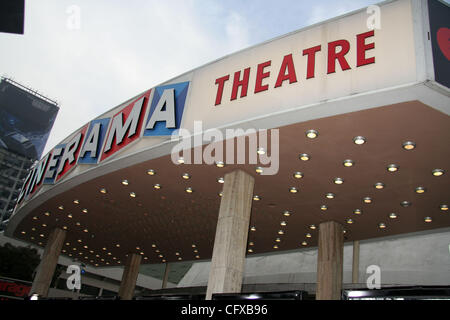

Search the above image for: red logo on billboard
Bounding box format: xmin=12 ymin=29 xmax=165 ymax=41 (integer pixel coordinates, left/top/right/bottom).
xmin=437 ymin=27 xmax=450 ymax=61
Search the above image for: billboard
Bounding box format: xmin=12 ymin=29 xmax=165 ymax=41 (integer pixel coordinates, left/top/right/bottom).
xmin=0 ymin=0 xmax=25 ymax=35
xmin=428 ymin=0 xmax=450 ymax=88
xmin=0 ymin=79 xmax=59 ymax=160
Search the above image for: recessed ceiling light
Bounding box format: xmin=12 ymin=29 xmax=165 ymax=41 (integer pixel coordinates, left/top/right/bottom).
xmin=100 ymin=188 xmax=107 ymax=194
xmin=354 ymin=209 xmax=362 ymax=215
xmin=83 ymin=229 xmax=88 ymax=233
xmin=289 ymin=187 xmax=298 ymax=193
xmin=248 ymin=249 xmax=253 ymax=253
xmin=153 ymin=184 xmax=161 ymax=190
xmin=301 ymin=241 xmax=308 ymax=246
xmin=275 ymin=238 xmax=281 ymax=242
xmin=309 ymin=224 xmax=316 ymax=230
xmin=424 ymin=216 xmax=432 ymax=223
xmin=253 ymin=195 xmax=261 ymax=201
xmin=21 ymin=231 xmax=26 ymax=235
xmin=374 ymin=182 xmax=385 ymax=190
xmin=44 ymin=212 xmax=50 ymax=216
xmin=283 ymin=210 xmax=291 ymax=217
xmin=440 ymin=204 xmax=448 ymax=211
xmin=73 ymin=200 xmax=80 ymax=204
xmin=82 ymin=209 xmax=88 ymax=213
xmin=250 ymin=226 xmax=256 ymax=231
xmin=32 ymin=216 xmax=38 ymax=220
xmin=257 ymin=147 xmax=266 ymax=155
xmin=326 ymin=193 xmax=335 ymax=199
xmin=217 ymin=177 xmax=224 ymax=183
xmin=389 ymin=213 xmax=398 ymax=219
xmin=305 ymin=129 xmax=318 ymax=139
xmin=334 ymin=177 xmax=344 ymax=185
xmin=278 ymin=230 xmax=284 ymax=235
xmin=216 ymin=161 xmax=225 ymax=168
xmin=378 ymin=223 xmax=386 ymax=229
xmin=147 ymin=169 xmax=156 ymax=175
xmin=299 ymin=153 xmax=310 ymax=161
xmin=343 ymin=159 xmax=354 ymax=167
xmin=402 ymin=141 xmax=416 ymax=150
xmin=353 ymin=136 xmax=366 ymax=145
xmin=185 ymin=187 xmax=193 ymax=193
xmin=306 ymin=233 xmax=312 ymax=238
xmin=255 ymin=167 xmax=263 ymax=174
xmin=346 ymin=218 xmax=354 ymax=224
xmin=248 ymin=242 xmax=254 ymax=246
xmin=280 ymin=221 xmax=287 ymax=226
xmin=387 ymin=164 xmax=399 ymax=172
xmin=67 ymin=214 xmax=73 ymax=219
xmin=58 ymin=206 xmax=64 ymax=210
xmin=129 ymin=192 xmax=136 ymax=198
xmin=432 ymin=169 xmax=445 ymax=177
xmin=320 ymin=205 xmax=328 ymax=211
xmin=75 ymin=222 xmax=81 ymax=226
xmin=400 ymin=200 xmax=411 ymax=207
xmin=218 ymin=192 xmax=223 ymax=197
xmin=293 ymin=172 xmax=303 ymax=179
xmin=363 ymin=197 xmax=372 ymax=204
xmin=415 ymin=186 xmax=426 ymax=194
xmin=177 ymin=157 xmax=185 ymax=164
xmin=42 ymin=224 xmax=47 ymax=227
xmin=273 ymin=245 xmax=279 ymax=249
xmin=121 ymin=180 xmax=129 ymax=186
xmin=182 ymin=173 xmax=190 ymax=180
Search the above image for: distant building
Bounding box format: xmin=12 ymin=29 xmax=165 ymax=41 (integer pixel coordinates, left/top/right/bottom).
xmin=0 ymin=78 xmax=58 ymax=230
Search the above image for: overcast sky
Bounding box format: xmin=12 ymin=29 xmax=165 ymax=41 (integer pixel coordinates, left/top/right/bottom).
xmin=0 ymin=0 xmax=384 ymax=155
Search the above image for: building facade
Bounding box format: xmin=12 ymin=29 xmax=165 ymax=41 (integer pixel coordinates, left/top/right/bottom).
xmin=4 ymin=0 xmax=450 ymax=300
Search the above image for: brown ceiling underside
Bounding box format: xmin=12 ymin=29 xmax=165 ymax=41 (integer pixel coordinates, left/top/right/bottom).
xmin=13 ymin=101 xmax=450 ymax=267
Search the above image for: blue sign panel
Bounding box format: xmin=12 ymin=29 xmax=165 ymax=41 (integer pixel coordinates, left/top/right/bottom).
xmin=143 ymin=81 xmax=189 ymax=136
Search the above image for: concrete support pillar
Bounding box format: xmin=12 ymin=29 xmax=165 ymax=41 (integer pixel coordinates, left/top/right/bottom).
xmin=205 ymin=169 xmax=255 ymax=300
xmin=30 ymin=228 xmax=66 ymax=297
xmin=352 ymin=240 xmax=360 ymax=284
xmin=316 ymin=221 xmax=344 ymax=300
xmin=118 ymin=253 xmax=142 ymax=300
xmin=162 ymin=263 xmax=170 ymax=289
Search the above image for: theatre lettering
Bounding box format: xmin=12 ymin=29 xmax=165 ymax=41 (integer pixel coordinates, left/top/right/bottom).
xmin=214 ymin=30 xmax=375 ymax=105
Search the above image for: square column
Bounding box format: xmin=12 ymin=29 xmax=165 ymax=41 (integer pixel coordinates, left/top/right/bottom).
xmin=30 ymin=228 xmax=66 ymax=297
xmin=352 ymin=240 xmax=360 ymax=284
xmin=316 ymin=221 xmax=344 ymax=300
xmin=162 ymin=262 xmax=170 ymax=289
xmin=118 ymin=253 xmax=142 ymax=300
xmin=206 ymin=169 xmax=255 ymax=300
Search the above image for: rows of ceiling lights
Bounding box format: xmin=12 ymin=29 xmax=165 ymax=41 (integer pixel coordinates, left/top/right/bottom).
xmin=21 ymin=129 xmax=447 ymax=265
xmin=250 ymin=130 xmax=447 ymax=252
xmin=98 ymin=180 xmax=202 ymax=264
